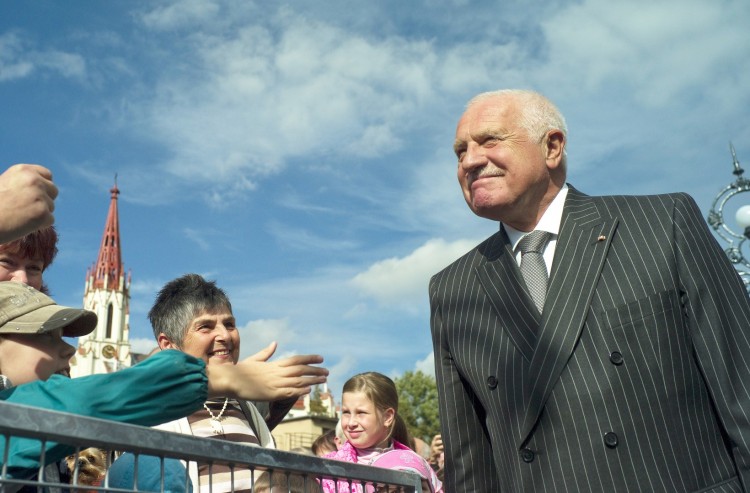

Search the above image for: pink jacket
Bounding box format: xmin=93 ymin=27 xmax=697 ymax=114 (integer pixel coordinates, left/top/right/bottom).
xmin=322 ymin=440 xmax=443 ymax=493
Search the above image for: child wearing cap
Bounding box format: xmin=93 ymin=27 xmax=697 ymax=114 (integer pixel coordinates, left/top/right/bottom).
xmin=0 ymin=281 xmax=328 ymax=485
xmin=0 ymin=277 xmax=93 ymax=389
xmin=0 ymin=282 xmax=102 ymax=491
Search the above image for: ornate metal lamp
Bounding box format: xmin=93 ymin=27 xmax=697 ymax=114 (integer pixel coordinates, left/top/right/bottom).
xmin=707 ymin=143 xmax=750 ymax=292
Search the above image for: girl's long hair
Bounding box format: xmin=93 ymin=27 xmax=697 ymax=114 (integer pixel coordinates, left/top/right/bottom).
xmin=342 ymin=372 xmax=412 ymax=448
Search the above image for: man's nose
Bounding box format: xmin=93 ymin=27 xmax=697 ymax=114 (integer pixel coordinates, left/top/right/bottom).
xmin=460 ymin=144 xmax=487 ymax=171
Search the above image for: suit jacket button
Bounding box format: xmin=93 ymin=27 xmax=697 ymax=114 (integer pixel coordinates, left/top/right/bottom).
xmin=609 ymin=351 xmax=624 ymax=365
xmin=487 ymin=376 xmax=498 ymax=389
xmin=604 ymin=432 xmax=619 ymax=448
xmin=520 ymin=448 xmax=535 ymax=463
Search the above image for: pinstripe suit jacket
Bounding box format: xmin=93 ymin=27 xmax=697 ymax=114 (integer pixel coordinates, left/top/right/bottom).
xmin=430 ymin=187 xmax=750 ymax=492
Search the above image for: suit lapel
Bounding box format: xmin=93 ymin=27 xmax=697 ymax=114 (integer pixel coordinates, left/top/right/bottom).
xmin=520 ymin=188 xmax=618 ymax=443
xmin=475 ymin=229 xmax=541 ymax=362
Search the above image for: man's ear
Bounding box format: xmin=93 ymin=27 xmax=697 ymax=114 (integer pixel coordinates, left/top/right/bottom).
xmin=157 ymin=333 xmax=178 ymax=350
xmin=544 ymin=129 xmax=565 ymax=169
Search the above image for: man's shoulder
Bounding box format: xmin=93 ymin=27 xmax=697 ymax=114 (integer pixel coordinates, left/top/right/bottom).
xmin=572 ymin=188 xmax=697 ymax=215
xmin=430 ymin=232 xmax=502 ymax=286
xmin=596 ymin=191 xmax=692 ymax=203
xmin=568 ymin=185 xmax=691 ymax=204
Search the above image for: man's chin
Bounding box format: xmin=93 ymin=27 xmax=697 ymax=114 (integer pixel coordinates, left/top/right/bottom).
xmin=471 ymin=203 xmax=506 ymax=222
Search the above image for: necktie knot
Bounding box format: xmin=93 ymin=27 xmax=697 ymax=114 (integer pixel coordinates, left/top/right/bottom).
xmin=518 ymin=230 xmax=551 ymax=254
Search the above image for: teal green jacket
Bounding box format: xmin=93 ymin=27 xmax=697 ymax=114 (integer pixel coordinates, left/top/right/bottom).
xmin=0 ymin=350 xmax=208 ymax=479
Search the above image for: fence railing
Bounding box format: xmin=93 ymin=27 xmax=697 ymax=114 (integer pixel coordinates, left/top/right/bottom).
xmin=0 ymin=400 xmax=421 ymax=492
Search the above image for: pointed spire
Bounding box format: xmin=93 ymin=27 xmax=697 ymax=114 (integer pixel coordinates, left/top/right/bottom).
xmin=91 ymin=177 xmax=124 ymax=291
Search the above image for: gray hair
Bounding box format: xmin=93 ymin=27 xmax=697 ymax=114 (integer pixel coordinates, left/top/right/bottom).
xmin=148 ymin=273 xmax=233 ymax=346
xmin=467 ymin=89 xmax=568 ymax=165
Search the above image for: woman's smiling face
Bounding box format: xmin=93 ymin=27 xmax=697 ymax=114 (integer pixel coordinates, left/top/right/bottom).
xmin=175 ymin=310 xmax=240 ymax=366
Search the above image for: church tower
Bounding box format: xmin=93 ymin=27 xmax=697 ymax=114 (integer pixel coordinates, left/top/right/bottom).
xmin=70 ymin=181 xmax=132 ymax=377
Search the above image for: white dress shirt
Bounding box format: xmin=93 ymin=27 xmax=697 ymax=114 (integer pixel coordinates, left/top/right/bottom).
xmin=503 ymin=185 xmax=569 ymax=275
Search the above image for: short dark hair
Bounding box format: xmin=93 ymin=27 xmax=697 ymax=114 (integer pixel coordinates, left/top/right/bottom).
xmin=148 ymin=274 xmax=232 ymax=345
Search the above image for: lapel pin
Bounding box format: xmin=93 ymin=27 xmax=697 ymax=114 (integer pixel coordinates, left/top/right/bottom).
xmin=597 ymin=235 xmax=606 ymax=241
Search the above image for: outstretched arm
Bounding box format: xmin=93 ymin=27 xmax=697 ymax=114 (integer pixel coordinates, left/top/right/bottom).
xmin=1 ymin=349 xmax=327 ymax=477
xmin=208 ymin=343 xmax=328 ymax=400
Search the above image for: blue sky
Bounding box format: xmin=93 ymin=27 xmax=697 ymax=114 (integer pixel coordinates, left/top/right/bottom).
xmin=1 ymin=0 xmax=748 ymax=399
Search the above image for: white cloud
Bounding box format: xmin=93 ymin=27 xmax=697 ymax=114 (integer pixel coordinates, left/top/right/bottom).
xmin=127 ymin=278 xmax=164 ymax=322
xmin=327 ymin=355 xmax=359 ymax=399
xmin=129 ymin=337 xmax=158 ymax=355
xmin=0 ymin=31 xmax=85 ymax=81
xmin=125 ymin=9 xmax=447 ymax=195
xmin=414 ymin=352 xmax=435 ymax=377
xmin=541 ymin=0 xmax=750 ymax=107
xmin=138 ymin=0 xmax=221 ymax=30
xmin=182 ymin=227 xmax=212 ymax=251
xmin=238 ymin=315 xmax=368 ymax=399
xmin=437 ymin=40 xmax=529 ymax=95
xmin=129 ymin=278 xmax=167 ymax=295
xmin=398 ymin=146 xmax=496 ymax=239
xmin=226 ymin=264 xmax=434 ymax=393
xmin=345 ymin=124 xmax=401 ymax=159
xmin=0 ymin=32 xmax=32 ymax=81
xmin=351 ymin=238 xmax=479 ymax=307
xmin=238 ymin=318 xmax=297 ymax=357
xmin=35 ymin=50 xmax=86 ymax=78
xmin=267 ymin=221 xmax=360 ymax=252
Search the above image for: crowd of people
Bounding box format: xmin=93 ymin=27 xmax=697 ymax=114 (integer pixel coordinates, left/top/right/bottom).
xmin=0 ymin=165 xmax=327 ymax=491
xmin=0 ymin=164 xmax=441 ymax=492
xmin=3 ymin=85 xmax=750 ymax=493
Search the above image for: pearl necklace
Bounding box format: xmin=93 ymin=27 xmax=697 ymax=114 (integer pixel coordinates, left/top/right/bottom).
xmin=204 ymin=398 xmax=229 ymax=435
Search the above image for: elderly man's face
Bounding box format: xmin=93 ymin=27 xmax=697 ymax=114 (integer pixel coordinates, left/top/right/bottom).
xmin=454 ymin=96 xmax=552 ymax=228
xmin=178 ymin=310 xmax=240 ymax=366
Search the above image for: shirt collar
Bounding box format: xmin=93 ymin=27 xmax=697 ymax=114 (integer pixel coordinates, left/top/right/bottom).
xmin=503 ymin=184 xmax=569 ymax=250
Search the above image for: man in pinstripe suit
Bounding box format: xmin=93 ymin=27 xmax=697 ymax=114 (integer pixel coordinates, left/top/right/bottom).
xmin=430 ymin=89 xmax=750 ymax=492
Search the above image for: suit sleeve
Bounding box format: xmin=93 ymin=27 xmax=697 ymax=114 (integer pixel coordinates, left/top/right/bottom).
xmin=674 ymin=193 xmax=750 ymax=489
xmin=0 ymin=350 xmax=208 ymax=478
xmin=430 ymin=276 xmax=502 ymax=492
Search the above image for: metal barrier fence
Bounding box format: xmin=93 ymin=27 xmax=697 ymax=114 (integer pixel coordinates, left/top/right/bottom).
xmin=0 ymin=401 xmax=422 ymax=492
